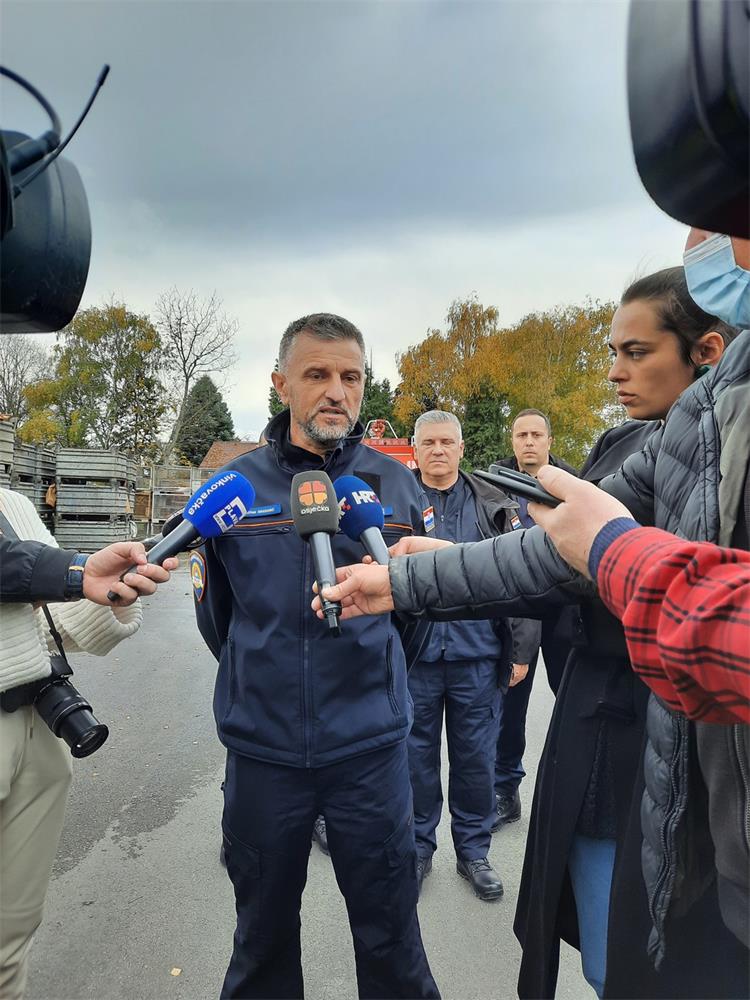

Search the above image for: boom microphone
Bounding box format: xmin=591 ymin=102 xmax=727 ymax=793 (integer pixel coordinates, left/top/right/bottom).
xmin=334 ymin=475 xmax=390 ymax=564
xmin=290 ymin=471 xmax=342 ymax=635
xmin=107 ymin=470 xmax=255 ymax=600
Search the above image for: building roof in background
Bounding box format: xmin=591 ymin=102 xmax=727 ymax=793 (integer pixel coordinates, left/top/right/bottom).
xmin=200 ymin=440 xmax=259 ymax=468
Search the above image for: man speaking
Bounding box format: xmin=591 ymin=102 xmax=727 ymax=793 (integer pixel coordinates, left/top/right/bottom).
xmin=193 ymin=314 xmax=439 ymax=999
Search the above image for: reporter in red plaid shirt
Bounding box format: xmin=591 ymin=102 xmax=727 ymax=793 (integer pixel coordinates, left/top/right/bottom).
xmin=530 ymin=467 xmax=750 ymax=726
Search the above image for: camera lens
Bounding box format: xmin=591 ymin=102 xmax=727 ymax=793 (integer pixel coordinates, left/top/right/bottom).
xmin=70 ymin=718 xmax=109 ymax=758
xmin=34 ymin=678 xmax=109 ymax=758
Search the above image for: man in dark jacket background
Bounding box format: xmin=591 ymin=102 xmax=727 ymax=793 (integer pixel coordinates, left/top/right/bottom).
xmin=407 ymin=410 xmax=539 ymax=902
xmin=489 ymin=408 xmax=577 ymax=829
xmin=193 ymin=313 xmax=439 ymax=1000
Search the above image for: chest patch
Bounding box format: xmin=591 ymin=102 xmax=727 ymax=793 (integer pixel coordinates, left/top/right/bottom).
xmin=510 ymin=514 xmax=522 ymax=530
xmin=423 ymin=506 xmax=435 ymax=533
xmin=245 ymin=503 xmax=282 ymax=518
xmin=190 ymin=551 xmax=207 ymax=602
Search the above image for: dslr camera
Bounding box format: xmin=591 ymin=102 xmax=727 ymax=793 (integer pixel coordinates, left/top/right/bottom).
xmin=0 ymin=655 xmax=108 ymax=758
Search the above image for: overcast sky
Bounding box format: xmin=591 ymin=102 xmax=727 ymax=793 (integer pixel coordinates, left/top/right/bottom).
xmin=2 ymin=0 xmax=687 ymax=440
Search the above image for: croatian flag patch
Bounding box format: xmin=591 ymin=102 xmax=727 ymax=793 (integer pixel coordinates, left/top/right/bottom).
xmin=423 ymin=506 xmax=435 ymax=533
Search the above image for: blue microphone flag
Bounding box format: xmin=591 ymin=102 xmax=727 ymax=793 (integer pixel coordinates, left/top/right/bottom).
xmin=334 ymin=475 xmax=385 ymax=541
xmin=184 ymin=470 xmax=256 ymax=537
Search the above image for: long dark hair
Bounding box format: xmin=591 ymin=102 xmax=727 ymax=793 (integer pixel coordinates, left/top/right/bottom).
xmin=621 ymin=267 xmax=737 ymax=366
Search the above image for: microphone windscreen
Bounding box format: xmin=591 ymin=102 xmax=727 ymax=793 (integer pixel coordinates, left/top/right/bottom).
xmin=183 ymin=470 xmax=256 ymax=538
xmin=290 ymin=471 xmax=339 ymax=539
xmin=334 ymin=475 xmax=385 ymax=541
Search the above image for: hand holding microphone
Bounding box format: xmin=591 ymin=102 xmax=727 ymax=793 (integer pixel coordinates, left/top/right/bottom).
xmin=291 ymin=471 xmax=343 ymax=635
xmin=107 ymin=470 xmax=256 ymax=601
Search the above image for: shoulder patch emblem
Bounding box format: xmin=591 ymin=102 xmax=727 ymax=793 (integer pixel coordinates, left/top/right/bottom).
xmin=423 ymin=506 xmax=435 ymax=533
xmin=510 ymin=514 xmax=522 ymax=530
xmin=190 ymin=551 xmax=206 ymax=602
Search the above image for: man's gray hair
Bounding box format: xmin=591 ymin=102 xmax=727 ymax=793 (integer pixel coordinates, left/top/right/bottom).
xmin=414 ymin=410 xmax=463 ymax=440
xmin=278 ymin=313 xmax=365 ymax=371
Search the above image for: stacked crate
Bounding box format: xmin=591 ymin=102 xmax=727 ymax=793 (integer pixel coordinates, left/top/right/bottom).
xmin=11 ymin=442 xmax=56 ymax=532
xmin=0 ymin=421 xmax=14 ymax=489
xmin=54 ymin=449 xmax=137 ymax=552
xmin=150 ymin=465 xmax=216 ymax=535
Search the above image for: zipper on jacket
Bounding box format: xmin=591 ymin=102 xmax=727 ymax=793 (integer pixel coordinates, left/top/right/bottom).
xmin=300 ymin=545 xmax=313 ymax=768
xmin=647 ymin=716 xmax=684 ymax=952
xmin=385 ymin=638 xmax=398 ymax=715
xmin=734 ymin=725 xmax=750 ymax=853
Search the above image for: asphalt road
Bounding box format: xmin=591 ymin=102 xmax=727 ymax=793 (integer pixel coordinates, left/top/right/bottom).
xmin=26 ymin=565 xmax=590 ymax=1000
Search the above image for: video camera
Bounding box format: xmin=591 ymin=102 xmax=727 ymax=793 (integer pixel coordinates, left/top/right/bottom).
xmin=0 ymin=65 xmax=108 ymax=334
xmin=628 ymin=0 xmax=749 ymax=239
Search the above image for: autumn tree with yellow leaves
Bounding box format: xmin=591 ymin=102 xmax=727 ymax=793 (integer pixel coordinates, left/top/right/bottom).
xmin=396 ymin=295 xmax=617 ymax=469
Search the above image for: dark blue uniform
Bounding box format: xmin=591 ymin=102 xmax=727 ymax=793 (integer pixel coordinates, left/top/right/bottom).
xmin=193 ymin=411 xmax=439 ymax=999
xmin=408 ymin=474 xmax=506 ymax=862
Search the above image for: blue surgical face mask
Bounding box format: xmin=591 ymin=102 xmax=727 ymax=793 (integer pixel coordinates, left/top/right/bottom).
xmin=684 ymin=234 xmax=750 ymax=329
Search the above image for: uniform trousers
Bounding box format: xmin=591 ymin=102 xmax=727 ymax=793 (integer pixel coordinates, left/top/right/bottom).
xmin=0 ymin=706 xmax=72 ymax=1000
xmin=407 ymin=657 xmax=500 ymax=861
xmin=494 ymin=652 xmax=538 ymax=797
xmin=221 ymin=740 xmax=439 ymax=1000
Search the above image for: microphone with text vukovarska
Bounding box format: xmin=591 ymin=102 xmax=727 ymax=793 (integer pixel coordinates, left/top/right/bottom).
xmin=290 ymin=471 xmax=342 ymax=635
xmin=334 ymin=475 xmax=390 ymax=564
xmin=107 ymin=470 xmax=255 ymax=601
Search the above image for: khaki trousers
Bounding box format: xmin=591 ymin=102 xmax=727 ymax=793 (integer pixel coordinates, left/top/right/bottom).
xmin=0 ymin=707 xmax=71 ymax=999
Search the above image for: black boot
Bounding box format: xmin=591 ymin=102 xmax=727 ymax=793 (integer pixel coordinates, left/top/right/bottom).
xmin=456 ymin=857 xmax=504 ymax=901
xmin=312 ymin=815 xmax=330 ymax=856
xmin=491 ymin=788 xmax=521 ymax=832
xmin=416 ymin=855 xmax=433 ymax=898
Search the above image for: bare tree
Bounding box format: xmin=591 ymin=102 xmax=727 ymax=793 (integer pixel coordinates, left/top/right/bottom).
xmin=0 ymin=335 xmax=50 ymax=420
xmin=155 ymin=288 xmax=239 ymax=463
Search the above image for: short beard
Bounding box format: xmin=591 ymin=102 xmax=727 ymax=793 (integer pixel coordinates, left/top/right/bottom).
xmin=299 ymin=412 xmax=356 ymax=447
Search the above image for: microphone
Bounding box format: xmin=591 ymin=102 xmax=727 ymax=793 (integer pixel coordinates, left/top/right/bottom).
xmin=107 ymin=470 xmax=255 ymax=600
xmin=142 ymin=508 xmax=185 ymax=550
xmin=142 ymin=507 xmax=206 ymax=552
xmin=290 ymin=471 xmax=342 ymax=635
xmin=334 ymin=475 xmax=390 ymax=565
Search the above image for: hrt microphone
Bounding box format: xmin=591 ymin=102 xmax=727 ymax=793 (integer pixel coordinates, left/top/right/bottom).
xmin=108 ymin=470 xmax=255 ymax=600
xmin=334 ymin=475 xmax=390 ymax=565
xmin=290 ymin=471 xmax=342 ymax=635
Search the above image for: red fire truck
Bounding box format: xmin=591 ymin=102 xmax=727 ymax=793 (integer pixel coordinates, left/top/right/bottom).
xmin=361 ymin=419 xmax=416 ymax=469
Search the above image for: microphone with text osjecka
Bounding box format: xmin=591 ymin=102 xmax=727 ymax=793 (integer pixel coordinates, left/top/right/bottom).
xmin=107 ymin=470 xmax=255 ymax=601
xmin=334 ymin=475 xmax=390 ymax=564
xmin=290 ymin=471 xmax=343 ymax=636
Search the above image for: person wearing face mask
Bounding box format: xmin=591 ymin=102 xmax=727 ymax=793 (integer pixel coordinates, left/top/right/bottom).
xmin=315 ymin=266 xmax=744 ymax=999
xmin=510 ymin=268 xmax=740 ymax=1000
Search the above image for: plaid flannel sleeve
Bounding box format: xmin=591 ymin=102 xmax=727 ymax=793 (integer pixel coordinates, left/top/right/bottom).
xmin=595 ymin=525 xmax=750 ymax=725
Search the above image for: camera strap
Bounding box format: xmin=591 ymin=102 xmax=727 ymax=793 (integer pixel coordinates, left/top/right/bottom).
xmin=0 ymin=508 xmax=71 ymax=666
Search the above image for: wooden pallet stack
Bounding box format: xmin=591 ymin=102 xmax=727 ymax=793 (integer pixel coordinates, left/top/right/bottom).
xmin=54 ymin=449 xmax=137 ymax=552
xmin=0 ymin=421 xmax=14 ymax=489
xmin=11 ymin=442 xmax=56 ymax=532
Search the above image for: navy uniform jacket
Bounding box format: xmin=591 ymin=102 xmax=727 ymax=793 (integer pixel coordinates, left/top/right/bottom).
xmin=0 ymin=535 xmax=78 ymax=603
xmin=193 ymin=411 xmax=429 ymax=768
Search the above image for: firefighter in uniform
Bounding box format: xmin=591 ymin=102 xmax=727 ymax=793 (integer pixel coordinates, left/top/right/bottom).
xmin=193 ymin=313 xmax=439 ymax=1000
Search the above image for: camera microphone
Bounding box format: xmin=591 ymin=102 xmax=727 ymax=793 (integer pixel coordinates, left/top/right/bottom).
xmin=290 ymin=471 xmax=342 ymax=635
xmin=107 ymin=470 xmax=255 ymax=600
xmin=334 ymin=475 xmax=390 ymax=564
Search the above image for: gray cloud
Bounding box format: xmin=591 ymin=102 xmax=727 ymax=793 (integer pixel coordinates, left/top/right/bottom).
xmin=3 ymin=0 xmax=633 ymax=249
xmin=3 ymin=1 xmax=687 ymax=442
